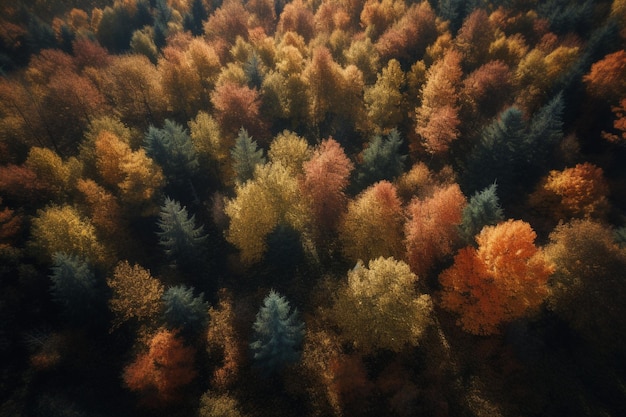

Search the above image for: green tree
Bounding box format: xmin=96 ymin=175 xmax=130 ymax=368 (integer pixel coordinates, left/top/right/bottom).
xmin=163 ymin=285 xmax=208 ymax=336
xmin=354 ymin=129 xmax=406 ymax=191
xmin=50 ymin=252 xmax=99 ymax=325
xmin=157 ymin=197 xmax=208 ymax=271
xmin=250 ymin=290 xmax=304 ymax=375
xmin=144 ymin=119 xmax=199 ymax=186
xmin=459 ymin=183 xmax=504 ymax=244
xmin=231 ymin=128 xmax=266 ymax=184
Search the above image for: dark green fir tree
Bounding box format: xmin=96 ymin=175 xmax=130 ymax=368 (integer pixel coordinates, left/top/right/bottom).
xmin=250 ymin=290 xmax=304 ymax=376
xmin=355 ymin=129 xmax=406 ymax=191
xmin=459 ymin=183 xmax=504 ymax=244
xmin=50 ymin=253 xmax=99 ymax=324
xmin=162 ymin=285 xmax=208 ymax=336
xmin=231 ymin=127 xmax=266 ymax=184
xmin=157 ymin=197 xmax=207 ymax=271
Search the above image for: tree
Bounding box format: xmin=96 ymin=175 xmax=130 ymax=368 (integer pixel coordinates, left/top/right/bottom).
xmin=331 ymin=257 xmax=432 ymax=354
xmin=184 ymin=0 xmax=209 ymax=36
xmin=530 ymin=162 xmax=610 ymax=221
xmin=230 ymin=128 xmax=266 ymax=184
xmin=459 ymin=183 xmax=504 ymax=244
xmin=546 ymin=220 xmax=626 ymax=352
xmin=267 ymin=130 xmax=311 ymax=176
xmin=440 ymin=220 xmax=554 ymax=335
xmin=340 ymin=181 xmax=404 ymax=263
xmin=583 ymin=49 xmax=626 ymax=103
xmin=355 ymin=129 xmax=406 ymax=191
xmin=211 ymin=81 xmax=269 ymax=142
xmin=404 ymin=184 xmax=466 ymax=277
xmin=76 ymin=179 xmax=124 ymax=238
xmin=364 ymin=58 xmax=406 ymax=133
xmin=415 ymin=49 xmax=463 ymax=155
xmin=30 ymin=205 xmax=108 ymax=265
xmin=162 ymin=285 xmax=208 ymax=336
xmin=123 ymin=328 xmax=197 ymax=405
xmin=250 ymin=290 xmax=304 ymax=375
xmin=199 ymin=392 xmax=245 ymax=417
xmin=460 ymin=60 xmax=513 ymax=127
xmin=24 ymin=146 xmax=81 ymax=199
xmin=157 ymin=197 xmax=208 ymax=271
xmin=49 ymin=253 xmax=99 ymax=324
xmin=603 ymin=98 xmax=626 ymax=144
xmin=108 ymin=261 xmax=164 ymax=331
xmin=455 ymin=9 xmax=496 ymax=71
xmin=144 ymin=119 xmax=199 ymax=186
xmin=360 ymin=0 xmax=407 ymax=41
xmin=301 ymin=138 xmax=354 ymax=246
xmin=277 ymin=0 xmax=315 ymax=43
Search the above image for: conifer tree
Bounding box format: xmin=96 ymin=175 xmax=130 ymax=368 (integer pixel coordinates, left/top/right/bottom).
xmin=184 ymin=0 xmax=209 ymax=36
xmin=144 ymin=120 xmax=199 ymax=186
xmin=459 ymin=183 xmax=504 ymax=244
xmin=162 ymin=285 xmax=208 ymax=336
xmin=231 ymin=128 xmax=266 ymax=184
xmin=50 ymin=253 xmax=99 ymax=324
xmin=157 ymin=197 xmax=207 ymax=271
xmin=250 ymin=290 xmax=304 ymax=375
xmin=355 ymin=129 xmax=406 ymax=191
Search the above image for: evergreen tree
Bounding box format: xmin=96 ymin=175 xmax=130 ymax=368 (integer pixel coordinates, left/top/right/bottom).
xmin=250 ymin=290 xmax=304 ymax=375
xmin=144 ymin=119 xmax=199 ymax=187
xmin=157 ymin=197 xmax=207 ymax=271
xmin=245 ymin=52 xmax=264 ymax=90
xmin=184 ymin=0 xmax=209 ymax=36
xmin=538 ymin=0 xmax=594 ymax=36
xmin=459 ymin=183 xmax=504 ymax=244
xmin=355 ymin=129 xmax=406 ymax=192
xmin=264 ymin=223 xmax=305 ymax=278
xmin=49 ymin=253 xmax=99 ymax=324
xmin=162 ymin=285 xmax=208 ymax=336
xmin=525 ymin=93 xmax=564 ymax=173
xmin=231 ymin=128 xmax=266 ymax=184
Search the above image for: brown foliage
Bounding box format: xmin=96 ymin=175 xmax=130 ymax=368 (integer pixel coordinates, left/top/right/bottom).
xmin=204 ymin=0 xmax=250 ymax=45
xmin=277 ymin=0 xmax=315 ymax=42
xmin=405 ymin=184 xmax=466 ymax=277
xmin=328 ymin=354 xmax=375 ymax=415
xmin=603 ymin=97 xmax=626 ymax=144
xmin=123 ymin=329 xmax=197 ymax=405
xmin=440 ymin=220 xmax=554 ymax=335
xmin=455 ymin=9 xmax=496 ymax=71
xmin=0 ymin=198 xmax=21 ymax=248
xmin=584 ymin=50 xmax=626 ymax=103
xmin=211 ymin=81 xmax=269 ymax=143
xmin=0 ymin=164 xmax=49 ymax=205
xmin=460 ymin=60 xmax=512 ymax=124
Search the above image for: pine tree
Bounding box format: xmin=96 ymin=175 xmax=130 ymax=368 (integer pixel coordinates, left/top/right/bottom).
xmin=144 ymin=120 xmax=199 ymax=187
xmin=50 ymin=253 xmax=99 ymax=324
xmin=459 ymin=183 xmax=504 ymax=244
xmin=525 ymin=93 xmax=564 ymax=175
xmin=231 ymin=128 xmax=266 ymax=184
xmin=250 ymin=290 xmax=304 ymax=375
xmin=184 ymin=0 xmax=209 ymax=36
xmin=162 ymin=285 xmax=208 ymax=336
xmin=245 ymin=52 xmax=264 ymax=90
xmin=355 ymin=129 xmax=406 ymax=191
xmin=157 ymin=197 xmax=207 ymax=271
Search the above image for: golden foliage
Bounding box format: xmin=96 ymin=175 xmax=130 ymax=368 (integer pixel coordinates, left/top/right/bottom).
xmin=440 ymin=220 xmax=554 ymax=335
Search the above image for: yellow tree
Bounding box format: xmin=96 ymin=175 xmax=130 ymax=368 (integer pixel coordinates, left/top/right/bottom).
xmin=364 ymin=59 xmax=406 ymax=134
xmin=267 ymin=130 xmax=312 ymax=176
xmin=331 ymin=257 xmax=433 ymax=354
xmin=440 ymin=220 xmax=554 ymax=335
xmin=340 ymin=181 xmax=404 ymax=263
xmin=107 ymin=260 xmax=164 ymax=331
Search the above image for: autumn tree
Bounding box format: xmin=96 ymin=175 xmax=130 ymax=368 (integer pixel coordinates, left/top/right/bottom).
xmin=404 ymin=184 xmax=466 ymax=277
xmin=459 ymin=183 xmax=504 ymax=244
xmin=225 ymin=161 xmax=307 ymax=265
xmin=530 ymin=162 xmax=610 ymax=221
xmin=211 ymin=81 xmax=269 ymax=142
xmin=331 ymin=257 xmax=433 ymax=354
xmin=198 ymin=392 xmax=246 ymax=417
xmin=267 ymin=130 xmax=311 ymax=176
xmin=204 ymin=0 xmax=250 ymax=50
xmin=415 ymin=49 xmax=463 ymax=155
xmin=364 ymin=59 xmax=407 ymax=133
xmin=440 ymin=220 xmax=554 ymax=335
xmin=30 ymin=205 xmax=108 ymax=265
xmin=340 ymin=181 xmax=404 ymax=263
xmin=583 ymin=49 xmax=626 ymax=103
xmin=360 ymin=0 xmax=407 ymax=42
xmin=250 ymin=290 xmax=304 ymax=375
xmin=123 ymin=328 xmax=197 ymax=405
xmin=455 ymin=9 xmax=496 ymax=71
xmin=301 ymin=138 xmax=354 ymax=247
xmin=76 ymin=179 xmax=125 ymax=239
xmin=546 ymin=220 xmax=626 ymax=352
xmin=230 ymin=128 xmax=266 ymax=185
xmin=24 ymin=146 xmax=82 ymax=199
xmin=157 ymin=197 xmax=208 ymax=271
xmin=602 ymin=98 xmax=626 ymax=144
xmin=277 ymin=0 xmax=315 ymax=43
xmin=107 ymin=260 xmax=164 ymax=331
xmin=162 ymin=285 xmax=208 ymax=336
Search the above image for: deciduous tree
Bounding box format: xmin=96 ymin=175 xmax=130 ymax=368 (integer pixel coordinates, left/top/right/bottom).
xmin=583 ymin=49 xmax=626 ymax=103
xmin=440 ymin=220 xmax=554 ymax=335
xmin=331 ymin=257 xmax=432 ymax=354
xmin=364 ymin=59 xmax=406 ymax=133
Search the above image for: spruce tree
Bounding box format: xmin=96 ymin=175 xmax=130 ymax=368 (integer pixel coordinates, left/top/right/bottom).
xmin=459 ymin=183 xmax=504 ymax=244
xmin=231 ymin=128 xmax=266 ymax=184
xmin=157 ymin=197 xmax=207 ymax=271
xmin=184 ymin=0 xmax=209 ymax=36
xmin=250 ymin=290 xmax=304 ymax=375
xmin=50 ymin=253 xmax=99 ymax=324
xmin=355 ymin=129 xmax=406 ymax=191
xmin=162 ymin=285 xmax=208 ymax=336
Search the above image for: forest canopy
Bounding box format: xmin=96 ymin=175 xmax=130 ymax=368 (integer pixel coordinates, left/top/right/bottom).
xmin=1 ymin=1 xmax=626 ymax=417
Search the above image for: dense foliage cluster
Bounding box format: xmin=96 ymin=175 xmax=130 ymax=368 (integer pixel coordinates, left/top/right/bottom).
xmin=1 ymin=1 xmax=626 ymax=416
